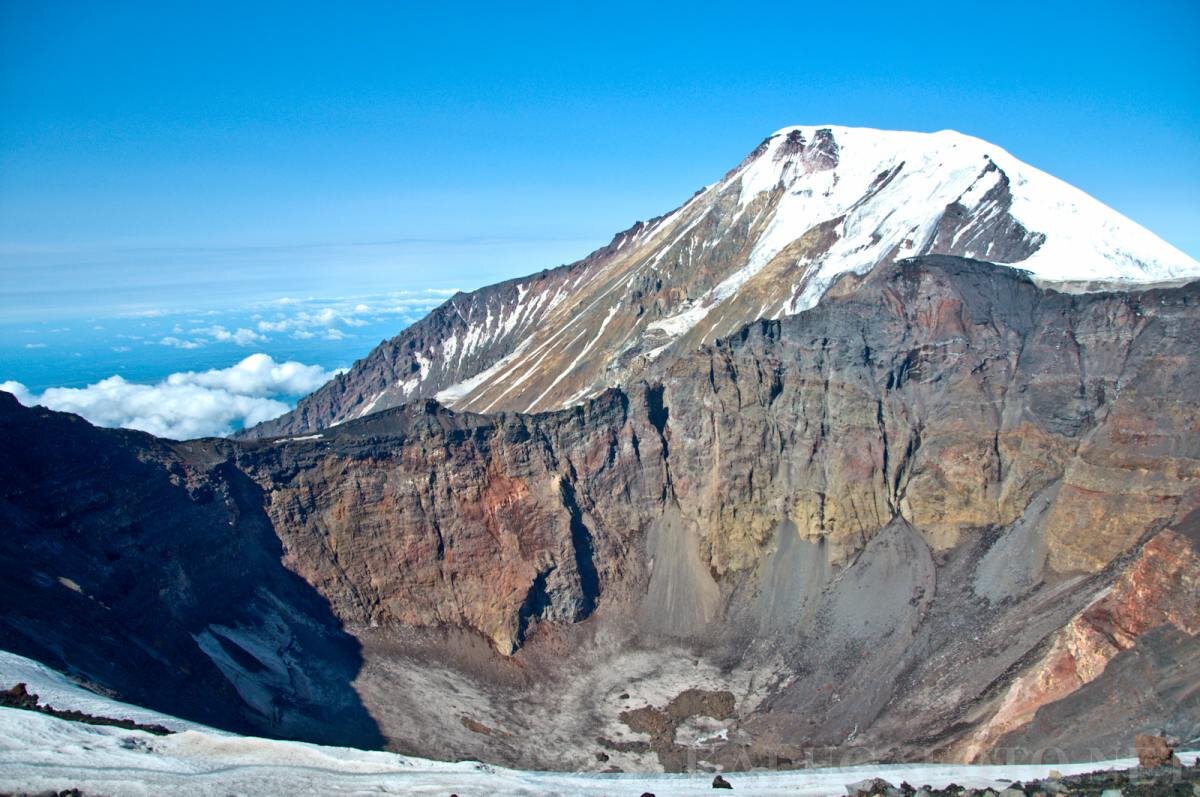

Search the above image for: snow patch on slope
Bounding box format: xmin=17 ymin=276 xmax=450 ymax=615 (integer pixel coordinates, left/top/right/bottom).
xmin=526 ymin=302 xmax=622 ymax=410
xmin=434 ymin=338 xmax=534 ymax=405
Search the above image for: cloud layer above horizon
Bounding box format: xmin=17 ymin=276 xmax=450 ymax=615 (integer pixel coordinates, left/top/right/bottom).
xmin=1 ymin=353 xmax=339 ymax=439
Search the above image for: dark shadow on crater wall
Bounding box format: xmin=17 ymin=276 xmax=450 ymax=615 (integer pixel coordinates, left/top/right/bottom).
xmin=0 ymin=391 xmax=384 ymax=748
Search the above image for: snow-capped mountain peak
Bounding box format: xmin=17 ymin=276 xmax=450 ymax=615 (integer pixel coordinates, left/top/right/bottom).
xmin=244 ymin=125 xmax=1200 ymax=436
xmin=718 ymin=124 xmax=1198 ymax=309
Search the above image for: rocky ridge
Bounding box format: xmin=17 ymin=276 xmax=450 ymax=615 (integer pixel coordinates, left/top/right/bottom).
xmin=242 ymin=126 xmax=1200 ymax=438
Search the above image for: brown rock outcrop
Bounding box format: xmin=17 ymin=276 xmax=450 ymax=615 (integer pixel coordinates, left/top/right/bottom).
xmin=239 ymin=392 xmax=669 ymax=654
xmin=1134 ymin=733 xmax=1180 ymax=768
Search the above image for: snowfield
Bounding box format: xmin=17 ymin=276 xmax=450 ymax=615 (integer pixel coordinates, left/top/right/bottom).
xmin=2 ymin=651 xmax=1195 ymax=796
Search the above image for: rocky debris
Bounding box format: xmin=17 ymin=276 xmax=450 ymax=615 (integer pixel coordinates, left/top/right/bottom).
xmin=620 ymin=689 xmax=737 ymax=738
xmin=616 ymin=689 xmax=737 ymax=769
xmin=841 ymin=761 xmax=1198 ymax=797
xmin=2 ymin=682 xmax=37 ymax=710
xmin=1 ymin=682 xmax=171 ymax=736
xmin=712 ymin=773 xmax=733 ymax=789
xmin=1134 ymin=734 xmax=1181 ymax=768
xmin=963 ymin=528 xmax=1200 ymax=760
xmin=595 ymin=735 xmax=652 ymax=755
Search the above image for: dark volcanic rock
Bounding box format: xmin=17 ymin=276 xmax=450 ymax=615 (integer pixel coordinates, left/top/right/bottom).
xmin=0 ymin=393 xmax=383 ymax=747
xmin=904 ymin=761 xmax=1200 ymax=796
xmin=926 ymin=163 xmax=1045 ymax=264
xmin=1 ymin=682 xmax=171 ymax=735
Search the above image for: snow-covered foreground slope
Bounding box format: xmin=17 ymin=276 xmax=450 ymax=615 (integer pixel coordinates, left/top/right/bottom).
xmin=2 ymin=650 xmax=1196 ymax=796
xmin=245 ymin=124 xmax=1200 ymax=436
xmin=8 ymin=708 xmax=1199 ymax=797
xmin=0 ymin=651 xmax=214 ymax=734
xmin=4 ymin=709 xmax=1197 ymax=797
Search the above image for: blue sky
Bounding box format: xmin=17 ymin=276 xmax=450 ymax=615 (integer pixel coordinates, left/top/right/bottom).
xmin=1 ymin=0 xmax=1198 ymax=436
xmin=3 ymin=1 xmax=1198 ymax=318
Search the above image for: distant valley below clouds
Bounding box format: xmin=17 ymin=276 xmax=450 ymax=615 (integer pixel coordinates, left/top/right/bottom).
xmin=0 ymin=287 xmax=456 ymax=438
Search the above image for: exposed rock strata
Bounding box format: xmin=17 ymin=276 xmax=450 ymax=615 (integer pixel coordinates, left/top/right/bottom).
xmin=2 ymin=256 xmax=1198 ymax=770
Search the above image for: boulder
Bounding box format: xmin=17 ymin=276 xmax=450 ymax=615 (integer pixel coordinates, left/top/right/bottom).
xmin=846 ymin=778 xmax=897 ymax=796
xmin=1134 ymin=733 xmax=1180 ymax=768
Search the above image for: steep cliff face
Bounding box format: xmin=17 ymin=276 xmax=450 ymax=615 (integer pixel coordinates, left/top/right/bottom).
xmin=658 ymin=256 xmax=1200 ymax=572
xmin=237 ymin=390 xmax=669 ymax=655
xmin=233 ymin=257 xmax=1200 ymax=654
xmin=3 ymin=257 xmax=1198 ymax=770
xmin=241 ymin=126 xmax=1200 ymax=438
xmin=0 ymin=393 xmax=382 ymax=748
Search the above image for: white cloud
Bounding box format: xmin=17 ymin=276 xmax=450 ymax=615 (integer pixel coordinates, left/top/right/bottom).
xmin=257 ymin=307 xmax=352 ymax=333
xmin=159 ymin=336 xmax=206 ymax=349
xmin=1 ymin=381 xmax=33 ymax=405
xmin=1 ymin=354 xmax=340 ymax=440
xmin=167 ymin=352 xmax=336 ymax=397
xmin=24 ymin=343 xmax=47 ymax=349
xmin=195 ymin=325 xmax=266 ymax=346
xmin=251 ymin=290 xmax=451 ymax=337
xmin=230 ymin=328 xmax=267 ymax=344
